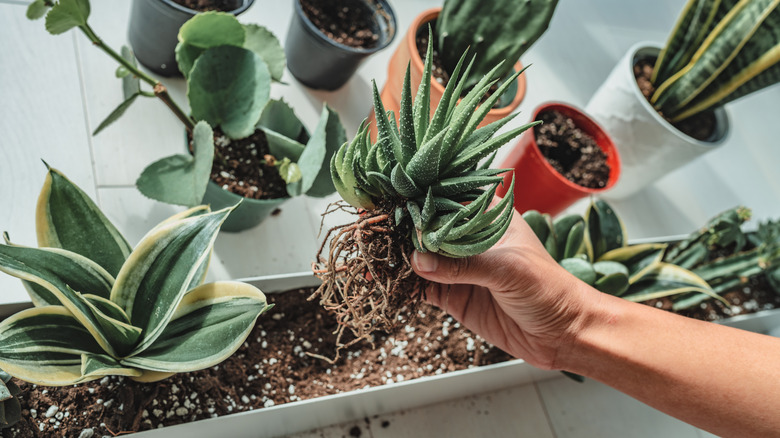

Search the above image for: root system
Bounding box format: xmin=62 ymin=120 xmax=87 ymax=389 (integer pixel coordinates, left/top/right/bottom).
xmin=311 ymin=201 xmax=428 ymax=360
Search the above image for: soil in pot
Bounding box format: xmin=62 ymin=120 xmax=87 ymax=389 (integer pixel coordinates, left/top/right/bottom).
xmin=300 ymin=0 xmax=382 ymax=49
xmin=191 ymin=128 xmax=288 ymax=200
xmin=634 ymin=59 xmax=716 ymax=141
xmin=535 ymin=110 xmax=611 ymax=189
xmin=171 ymin=0 xmax=241 ymax=12
xmin=6 ymin=288 xmax=513 ymax=437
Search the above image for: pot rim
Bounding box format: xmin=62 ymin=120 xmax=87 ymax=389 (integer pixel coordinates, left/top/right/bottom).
xmin=293 ymin=0 xmax=397 ymax=54
xmin=407 ymin=7 xmax=526 ymax=114
xmin=624 ymin=41 xmax=730 ymax=147
xmin=157 ymin=0 xmax=254 ymax=16
xmin=527 ymin=101 xmax=621 ymax=194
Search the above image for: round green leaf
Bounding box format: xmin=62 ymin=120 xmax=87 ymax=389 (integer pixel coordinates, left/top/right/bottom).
xmin=560 ymin=257 xmax=597 ymax=286
xmin=242 ymin=24 xmax=286 ymax=82
xmin=178 ymin=12 xmax=245 ymax=49
xmin=188 ymin=46 xmax=271 ymax=139
xmin=44 ymin=0 xmax=90 ymax=34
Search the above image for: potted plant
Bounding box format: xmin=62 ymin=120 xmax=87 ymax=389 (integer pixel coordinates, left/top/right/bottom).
xmin=285 ymin=0 xmax=398 ymax=90
xmin=496 ymin=102 xmax=621 ymax=217
xmin=377 ymin=0 xmax=558 ymax=130
xmin=27 ymin=2 xmax=346 ymax=232
xmin=585 ymin=0 xmax=780 ymax=198
xmin=127 ymin=0 xmax=255 ymax=76
xmin=312 ymin=38 xmax=537 ymax=346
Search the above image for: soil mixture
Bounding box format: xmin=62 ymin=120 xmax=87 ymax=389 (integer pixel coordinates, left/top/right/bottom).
xmin=195 ymin=128 xmax=288 ymax=200
xmin=5 ymin=288 xmax=513 ymax=437
xmin=170 ymin=0 xmax=241 ymax=12
xmin=300 ymin=0 xmax=381 ymax=49
xmin=534 ymin=110 xmax=611 ymax=189
xmin=634 ymin=59 xmax=716 ymax=141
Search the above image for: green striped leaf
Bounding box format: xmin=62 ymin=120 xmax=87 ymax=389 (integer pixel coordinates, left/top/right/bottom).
xmin=622 ymin=263 xmax=721 ymax=304
xmin=111 ymin=208 xmax=232 ymax=356
xmin=37 ymin=165 xmax=131 ymax=277
xmin=413 ymin=27 xmax=434 ymax=146
xmin=585 ymin=199 xmax=627 ymax=260
xmin=372 ymin=80 xmax=401 ymax=168
xmin=0 ymin=307 xmax=104 ymax=385
xmin=598 ymin=243 xmax=667 ymax=283
xmin=121 ymin=282 xmax=268 ymax=372
xmin=397 ymin=65 xmax=417 ymax=167
xmin=81 ymin=353 xmax=142 ymax=380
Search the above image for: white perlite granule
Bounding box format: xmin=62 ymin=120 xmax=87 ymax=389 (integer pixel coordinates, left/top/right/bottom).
xmin=45 ymin=406 xmax=59 ymax=418
xmin=78 ymin=428 xmax=95 ymax=438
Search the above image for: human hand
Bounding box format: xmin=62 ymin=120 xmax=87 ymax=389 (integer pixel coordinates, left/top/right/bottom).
xmin=412 ymin=208 xmax=600 ymax=370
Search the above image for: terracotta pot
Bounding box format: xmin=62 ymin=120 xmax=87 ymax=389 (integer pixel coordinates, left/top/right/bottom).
xmin=286 ymin=0 xmax=397 ymax=90
xmin=128 ymin=0 xmax=254 ymax=77
xmin=375 ymin=7 xmax=526 ymax=133
xmin=496 ymin=102 xmax=621 ymax=217
xmin=584 ymin=43 xmax=730 ymax=199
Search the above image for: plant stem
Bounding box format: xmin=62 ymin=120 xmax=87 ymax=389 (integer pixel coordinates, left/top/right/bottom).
xmin=78 ymin=24 xmax=196 ymax=132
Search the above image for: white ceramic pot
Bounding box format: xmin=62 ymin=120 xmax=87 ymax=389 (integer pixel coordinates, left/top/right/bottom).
xmin=585 ymin=42 xmax=730 ymax=199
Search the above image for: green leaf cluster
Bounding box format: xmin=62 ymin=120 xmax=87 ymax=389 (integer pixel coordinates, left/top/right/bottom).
xmin=0 ymin=166 xmax=270 ymax=386
xmin=524 ymin=199 xmax=720 ymax=302
xmin=436 ymin=0 xmax=558 ymax=91
xmin=331 ymin=32 xmax=537 ymax=257
xmin=651 ymin=0 xmax=780 ymax=121
xmin=0 ymin=370 xmax=21 ymax=428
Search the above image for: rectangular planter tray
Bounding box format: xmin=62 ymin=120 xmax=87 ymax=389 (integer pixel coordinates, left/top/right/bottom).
xmin=126 ymin=271 xmax=558 ymax=437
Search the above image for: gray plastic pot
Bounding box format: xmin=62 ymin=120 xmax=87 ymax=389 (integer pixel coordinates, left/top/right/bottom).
xmin=202 ymin=180 xmax=288 ymax=233
xmin=285 ymin=0 xmax=397 ymax=90
xmin=128 ymin=0 xmax=254 ymax=76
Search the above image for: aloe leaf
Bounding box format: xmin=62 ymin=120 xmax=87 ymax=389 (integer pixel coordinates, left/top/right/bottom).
xmin=433 ymin=197 xmax=466 ymax=212
xmin=440 ymin=73 xmax=499 ymax=162
xmin=121 ymin=282 xmax=268 ymax=373
xmin=242 ymin=23 xmax=285 ymax=82
xmin=407 ymin=201 xmax=423 ymax=230
xmin=112 ymin=208 xmax=232 ymax=356
xmin=462 ymin=67 xmax=525 ymax=137
xmin=256 ymin=99 xmax=306 ymax=141
xmin=81 ymin=353 xmax=142 ymax=379
xmin=307 ymin=106 xmax=346 ymax=198
xmin=0 ymin=306 xmax=104 ymax=386
xmin=405 ymin=127 xmax=448 ymax=188
xmin=371 ymin=81 xmax=401 ymax=167
xmin=37 ymin=165 xmax=131 ymax=277
xmin=421 ymin=188 xmax=436 ymax=229
xmin=444 ymin=121 xmax=538 ymax=176
xmin=136 ymin=121 xmax=214 ymax=207
xmin=397 ymin=65 xmax=417 ymax=166
xmin=366 ymin=171 xmax=395 ymax=196
xmin=188 ymin=46 xmax=271 ymax=139
xmin=431 ymin=169 xmax=505 ymax=197
xmin=331 ymin=131 xmax=374 ymax=210
xmin=424 ymin=51 xmax=469 ymax=144
xmin=586 ymin=199 xmax=627 ymax=260
xmin=26 ymin=0 xmax=50 ymax=20
xmin=413 ymin=27 xmax=434 ymax=146
xmin=439 ymin=198 xmax=513 ymax=257
xmin=390 ymin=163 xmax=423 ymax=198
xmin=45 ymin=0 xmax=90 ymax=35
xmin=599 ymin=243 xmax=667 ymax=283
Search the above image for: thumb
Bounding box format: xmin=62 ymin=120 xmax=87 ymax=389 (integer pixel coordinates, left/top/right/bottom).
xmin=412 ymin=250 xmax=503 ymax=289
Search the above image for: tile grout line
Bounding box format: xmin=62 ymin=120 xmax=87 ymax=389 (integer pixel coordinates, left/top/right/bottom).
xmin=71 ymin=29 xmax=102 ymax=206
xmin=533 ymin=381 xmax=560 ymax=438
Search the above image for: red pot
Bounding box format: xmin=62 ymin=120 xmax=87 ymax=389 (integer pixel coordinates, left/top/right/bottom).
xmin=496 ymin=102 xmax=621 ymax=217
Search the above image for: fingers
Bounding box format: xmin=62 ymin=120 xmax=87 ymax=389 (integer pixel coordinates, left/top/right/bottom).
xmin=413 ymin=250 xmax=505 ymax=290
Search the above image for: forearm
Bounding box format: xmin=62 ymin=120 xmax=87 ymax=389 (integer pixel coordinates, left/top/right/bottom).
xmin=557 ymin=288 xmax=780 ymax=437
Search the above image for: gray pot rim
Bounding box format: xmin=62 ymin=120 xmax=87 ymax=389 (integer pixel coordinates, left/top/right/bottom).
xmin=626 ymin=42 xmax=730 ymax=147
xmin=157 ymin=0 xmax=253 ymax=15
xmin=293 ymin=0 xmax=397 ymax=54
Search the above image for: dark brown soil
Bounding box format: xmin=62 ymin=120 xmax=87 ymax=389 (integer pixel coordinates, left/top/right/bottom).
xmin=300 ymin=0 xmax=381 ymax=49
xmin=170 ymin=0 xmax=241 ymax=12
xmin=634 ymin=59 xmax=717 ymax=141
xmin=6 ymin=288 xmax=512 ymax=437
xmin=534 ymin=110 xmax=611 ymax=189
xmin=198 ymin=128 xmax=289 ymax=200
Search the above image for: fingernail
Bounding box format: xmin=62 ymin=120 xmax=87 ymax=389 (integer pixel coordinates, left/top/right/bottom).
xmin=414 ymin=251 xmax=438 ymax=273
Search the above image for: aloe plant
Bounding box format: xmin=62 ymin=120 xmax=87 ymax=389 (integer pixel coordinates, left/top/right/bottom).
xmin=523 ymin=199 xmax=720 ymax=302
xmin=436 ymin=0 xmax=558 ymax=91
xmin=0 ymin=370 xmax=21 ymax=428
xmin=650 ymin=0 xmax=780 ymax=122
xmin=0 ymin=165 xmax=270 ymax=385
xmin=27 ymin=1 xmax=344 ymax=207
xmin=331 ymin=34 xmax=538 ymax=257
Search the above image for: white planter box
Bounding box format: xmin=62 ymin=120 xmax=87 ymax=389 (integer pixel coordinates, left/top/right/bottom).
xmin=585 ymin=42 xmax=730 ymax=199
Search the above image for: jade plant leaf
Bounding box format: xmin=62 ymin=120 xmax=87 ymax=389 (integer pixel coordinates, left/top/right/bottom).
xmin=188 ymin=46 xmax=271 ymax=139
xmin=243 ymin=23 xmax=286 ymax=82
xmin=136 ymin=121 xmax=214 ymax=207
xmin=44 ymin=0 xmax=90 ymax=35
xmin=121 ymin=282 xmax=269 ymax=373
xmin=36 ymin=165 xmax=131 ymax=277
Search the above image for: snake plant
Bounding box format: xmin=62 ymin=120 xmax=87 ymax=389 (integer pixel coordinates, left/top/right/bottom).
xmin=0 ymin=165 xmax=270 ymax=386
xmin=651 ymin=0 xmax=780 ymax=122
xmin=437 ymin=0 xmax=558 ymax=91
xmin=524 ymin=199 xmax=720 ymax=301
xmin=331 ymin=33 xmax=538 ymax=257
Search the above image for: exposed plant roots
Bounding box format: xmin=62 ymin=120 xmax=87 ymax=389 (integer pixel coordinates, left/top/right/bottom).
xmin=311 ymin=201 xmax=428 ymax=361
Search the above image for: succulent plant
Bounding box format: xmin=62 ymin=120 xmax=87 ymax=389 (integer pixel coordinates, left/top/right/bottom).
xmin=331 ymin=34 xmax=537 ymax=257
xmin=650 ymin=0 xmax=780 ymax=122
xmin=436 ymin=0 xmax=559 ymax=91
xmin=0 ymin=370 xmax=21 ymax=428
xmin=0 ymin=166 xmax=270 ymax=385
xmin=523 ymin=199 xmax=719 ymax=301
